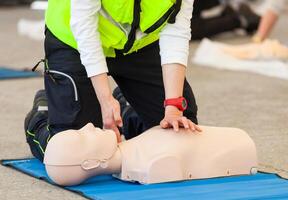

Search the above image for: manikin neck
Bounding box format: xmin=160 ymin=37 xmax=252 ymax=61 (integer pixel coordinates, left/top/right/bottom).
xmin=91 ymin=147 xmax=122 ymax=175
xmin=106 ymin=147 xmax=122 ymax=174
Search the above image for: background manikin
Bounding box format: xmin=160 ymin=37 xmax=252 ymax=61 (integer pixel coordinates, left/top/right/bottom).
xmin=221 ymin=39 xmax=288 ymax=60
xmin=44 ymin=123 xmax=258 ymax=186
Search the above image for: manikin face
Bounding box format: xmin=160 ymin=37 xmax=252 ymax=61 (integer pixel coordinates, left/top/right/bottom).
xmin=44 ymin=123 xmax=118 ymax=169
xmin=43 ymin=123 xmax=118 ymax=185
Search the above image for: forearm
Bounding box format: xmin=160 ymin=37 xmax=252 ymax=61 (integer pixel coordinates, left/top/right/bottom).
xmin=161 ymin=63 xmax=201 ymax=132
xmin=162 ymin=63 xmax=186 ymax=99
xmin=90 ymin=73 xmax=122 ymax=142
xmin=160 ymin=0 xmax=193 ymax=108
xmin=90 ymin=73 xmax=112 ymax=104
xmin=254 ymin=10 xmax=278 ymax=42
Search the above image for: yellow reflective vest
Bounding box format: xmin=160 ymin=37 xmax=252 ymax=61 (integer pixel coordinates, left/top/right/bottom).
xmin=45 ymin=0 xmax=181 ymax=57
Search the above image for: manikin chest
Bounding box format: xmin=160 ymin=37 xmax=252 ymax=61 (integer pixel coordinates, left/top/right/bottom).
xmin=116 ymin=126 xmax=257 ymax=184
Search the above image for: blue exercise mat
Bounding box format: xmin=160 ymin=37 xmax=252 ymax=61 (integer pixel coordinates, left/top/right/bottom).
xmin=2 ymin=158 xmax=288 ymax=200
xmin=0 ymin=67 xmax=40 ymax=80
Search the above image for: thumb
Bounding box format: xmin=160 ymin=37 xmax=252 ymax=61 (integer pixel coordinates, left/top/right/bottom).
xmin=112 ymin=126 xmax=122 ymax=143
xmin=113 ymin=105 xmax=123 ymax=127
xmin=160 ymin=120 xmax=169 ymax=129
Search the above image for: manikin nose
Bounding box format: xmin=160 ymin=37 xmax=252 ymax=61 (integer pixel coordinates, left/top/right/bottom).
xmin=86 ymin=123 xmax=95 ymax=128
xmin=84 ymin=123 xmax=103 ymax=134
xmin=80 ymin=123 xmax=95 ymax=133
xmin=86 ymin=122 xmax=100 ymax=131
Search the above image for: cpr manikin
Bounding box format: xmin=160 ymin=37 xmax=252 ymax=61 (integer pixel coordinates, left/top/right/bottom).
xmin=44 ymin=123 xmax=258 ymax=186
xmin=221 ymin=39 xmax=288 ymax=60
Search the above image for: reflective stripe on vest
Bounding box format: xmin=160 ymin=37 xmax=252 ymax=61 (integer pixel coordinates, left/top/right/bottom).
xmin=45 ymin=0 xmax=181 ymax=57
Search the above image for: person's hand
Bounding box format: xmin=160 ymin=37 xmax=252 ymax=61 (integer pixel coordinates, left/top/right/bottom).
xmin=252 ymin=34 xmax=263 ymax=43
xmin=100 ymin=95 xmax=123 ymax=143
xmin=90 ymin=74 xmax=122 ymax=143
xmin=160 ymin=106 xmax=201 ymax=133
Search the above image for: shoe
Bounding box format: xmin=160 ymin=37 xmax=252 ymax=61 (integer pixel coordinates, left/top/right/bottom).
xmin=24 ymin=90 xmax=48 ymax=138
xmin=237 ymin=3 xmax=260 ymax=34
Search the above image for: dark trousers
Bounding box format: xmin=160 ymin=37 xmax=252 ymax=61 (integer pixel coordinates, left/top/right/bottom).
xmin=191 ymin=0 xmax=241 ymax=40
xmin=27 ymin=29 xmax=198 ymax=162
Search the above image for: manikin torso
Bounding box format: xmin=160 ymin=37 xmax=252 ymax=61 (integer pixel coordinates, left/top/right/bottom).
xmin=44 ymin=124 xmax=257 ymax=186
xmin=118 ymin=126 xmax=257 ymax=184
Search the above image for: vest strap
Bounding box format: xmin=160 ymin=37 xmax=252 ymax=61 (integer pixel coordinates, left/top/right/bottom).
xmin=121 ymin=0 xmax=141 ymax=53
xmin=168 ymin=0 xmax=182 ymax=23
xmin=144 ymin=5 xmax=175 ymax=34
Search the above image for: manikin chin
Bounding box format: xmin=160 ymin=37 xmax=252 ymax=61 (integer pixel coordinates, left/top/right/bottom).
xmin=43 ymin=123 xmax=258 ymax=186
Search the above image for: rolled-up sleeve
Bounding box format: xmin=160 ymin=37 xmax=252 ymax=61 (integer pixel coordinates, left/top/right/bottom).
xmin=159 ymin=0 xmax=194 ymax=67
xmin=70 ymin=0 xmax=108 ymax=77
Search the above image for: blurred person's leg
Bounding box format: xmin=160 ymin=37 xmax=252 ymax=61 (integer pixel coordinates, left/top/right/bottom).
xmin=193 ymin=0 xmax=221 ymax=17
xmin=0 ymin=0 xmax=34 ymax=6
xmin=238 ymin=3 xmax=261 ymax=34
xmin=191 ymin=6 xmax=241 ymax=40
xmin=191 ymin=2 xmax=260 ymax=40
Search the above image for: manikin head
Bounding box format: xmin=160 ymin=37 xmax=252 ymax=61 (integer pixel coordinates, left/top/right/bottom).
xmin=43 ymin=123 xmax=118 ymax=186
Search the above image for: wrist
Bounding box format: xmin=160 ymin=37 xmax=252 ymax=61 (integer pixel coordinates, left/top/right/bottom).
xmin=98 ymin=93 xmax=113 ymax=105
xmin=164 ymin=97 xmax=187 ymax=112
xmin=90 ymin=73 xmax=112 ymax=104
xmin=165 ymin=105 xmax=182 ymax=114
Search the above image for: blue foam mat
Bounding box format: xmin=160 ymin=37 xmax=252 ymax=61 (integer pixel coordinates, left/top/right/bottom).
xmin=0 ymin=67 xmax=40 ymax=80
xmin=2 ymin=158 xmax=288 ymax=200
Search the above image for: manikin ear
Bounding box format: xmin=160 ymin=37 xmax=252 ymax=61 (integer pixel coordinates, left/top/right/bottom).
xmin=81 ymin=159 xmax=109 ymax=170
xmin=81 ymin=160 xmax=100 ymax=170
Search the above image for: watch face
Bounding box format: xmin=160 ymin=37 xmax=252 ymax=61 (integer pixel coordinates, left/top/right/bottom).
xmin=182 ymin=99 xmax=187 ymax=109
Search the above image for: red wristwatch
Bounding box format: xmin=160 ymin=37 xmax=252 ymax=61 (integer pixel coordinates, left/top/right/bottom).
xmin=164 ymin=97 xmax=187 ymax=111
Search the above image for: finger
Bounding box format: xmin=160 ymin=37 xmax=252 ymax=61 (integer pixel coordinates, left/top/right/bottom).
xmin=112 ymin=126 xmax=122 ymax=143
xmin=172 ymin=120 xmax=179 ymax=132
xmin=180 ymin=117 xmax=189 ymax=129
xmin=103 ymin=118 xmax=114 ymax=129
xmin=113 ymin=105 xmax=123 ymax=127
xmin=160 ymin=120 xmax=169 ymax=129
xmin=188 ymin=121 xmax=202 ymax=133
xmin=188 ymin=121 xmax=196 ymax=132
xmin=195 ymin=124 xmax=202 ymax=132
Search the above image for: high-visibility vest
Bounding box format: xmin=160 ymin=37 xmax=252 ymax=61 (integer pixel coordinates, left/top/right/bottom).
xmin=45 ymin=0 xmax=181 ymax=57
